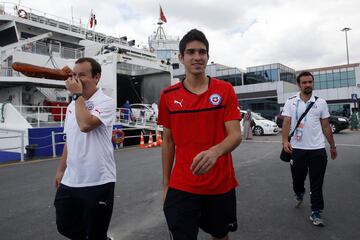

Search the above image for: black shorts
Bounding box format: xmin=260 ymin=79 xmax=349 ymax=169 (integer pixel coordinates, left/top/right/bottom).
xmin=54 ymin=182 xmax=115 ymax=240
xmin=163 ymin=188 xmax=237 ymax=240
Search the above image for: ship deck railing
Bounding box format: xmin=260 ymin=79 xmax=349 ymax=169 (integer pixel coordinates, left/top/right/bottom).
xmin=20 ymin=39 xmax=84 ymax=59
xmin=0 ymin=2 xmax=151 ymax=48
xmin=0 ymin=67 xmax=20 ymax=77
xmin=0 ymin=128 xmax=26 ymax=162
xmin=0 ymin=2 xmax=85 ymax=34
xmin=12 ymin=105 xmax=160 ymax=130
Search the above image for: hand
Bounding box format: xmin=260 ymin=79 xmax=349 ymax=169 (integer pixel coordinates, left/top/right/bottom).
xmin=190 ymin=149 xmax=219 ymax=176
xmin=53 ymin=170 xmax=64 ymax=188
xmin=65 ymin=75 xmax=83 ymax=94
xmin=330 ymin=148 xmax=337 ymax=160
xmin=283 ymin=141 xmax=292 ymax=153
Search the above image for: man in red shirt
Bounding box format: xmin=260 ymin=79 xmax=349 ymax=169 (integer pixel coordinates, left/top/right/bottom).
xmin=158 ymin=29 xmax=242 ymax=240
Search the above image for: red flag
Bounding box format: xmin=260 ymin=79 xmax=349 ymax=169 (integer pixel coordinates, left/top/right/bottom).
xmin=89 ymin=11 xmax=96 ymax=29
xmin=160 ymin=6 xmax=167 ymax=23
xmin=90 ymin=15 xmax=94 ymax=28
xmin=89 ymin=11 xmax=94 ymax=28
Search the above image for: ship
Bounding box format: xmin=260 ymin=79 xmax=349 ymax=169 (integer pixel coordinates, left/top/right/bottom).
xmin=0 ymin=2 xmax=173 ymax=162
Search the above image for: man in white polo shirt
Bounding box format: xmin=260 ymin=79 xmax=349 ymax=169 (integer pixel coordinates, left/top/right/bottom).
xmin=282 ymin=71 xmax=337 ymax=227
xmin=53 ymin=57 xmax=116 ymax=240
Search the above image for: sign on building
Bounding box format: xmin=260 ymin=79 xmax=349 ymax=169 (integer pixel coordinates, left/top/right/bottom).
xmin=351 ymin=93 xmax=358 ymax=102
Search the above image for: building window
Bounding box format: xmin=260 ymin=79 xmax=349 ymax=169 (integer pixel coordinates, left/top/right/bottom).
xmin=238 ymin=97 xmax=279 ymax=120
xmin=311 ymin=69 xmax=357 ymax=89
xmin=348 ymin=78 xmax=356 ymax=86
xmin=333 ymin=72 xmax=340 ymax=80
xmin=328 ymin=104 xmax=350 ymax=117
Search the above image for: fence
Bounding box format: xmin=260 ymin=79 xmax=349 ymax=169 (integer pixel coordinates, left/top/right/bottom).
xmin=14 ymin=105 xmax=67 ymax=128
xmin=13 ymin=105 xmax=159 ymax=129
xmin=0 ymin=128 xmax=26 ymax=162
xmin=0 ymin=104 xmax=161 ymax=161
xmin=50 ymin=126 xmax=162 ymax=157
xmin=21 ymin=40 xmax=84 ymax=59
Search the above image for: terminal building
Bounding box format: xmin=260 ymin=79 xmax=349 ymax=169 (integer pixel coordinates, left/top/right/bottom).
xmin=173 ymin=62 xmax=360 ymax=121
xmin=297 ymin=63 xmax=359 ymax=118
xmin=149 ymin=26 xmax=360 ymax=121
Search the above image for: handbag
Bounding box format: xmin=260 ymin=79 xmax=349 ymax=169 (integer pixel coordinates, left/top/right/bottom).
xmin=280 ymin=97 xmax=318 ymax=162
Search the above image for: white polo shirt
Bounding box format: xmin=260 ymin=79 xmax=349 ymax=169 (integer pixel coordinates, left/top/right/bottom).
xmin=282 ymin=92 xmax=330 ymax=150
xmin=62 ymin=88 xmax=116 ymax=187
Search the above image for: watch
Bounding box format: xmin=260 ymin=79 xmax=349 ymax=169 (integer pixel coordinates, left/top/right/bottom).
xmin=71 ymin=93 xmax=83 ymax=101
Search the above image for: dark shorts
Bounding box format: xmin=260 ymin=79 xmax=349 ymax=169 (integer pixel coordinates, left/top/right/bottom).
xmin=163 ymin=188 xmax=237 ymax=240
xmin=54 ymin=182 xmax=115 ymax=240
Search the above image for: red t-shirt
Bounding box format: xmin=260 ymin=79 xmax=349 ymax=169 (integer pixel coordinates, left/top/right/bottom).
xmin=158 ymin=77 xmax=241 ymax=194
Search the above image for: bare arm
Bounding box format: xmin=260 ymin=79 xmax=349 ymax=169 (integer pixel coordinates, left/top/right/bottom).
xmin=320 ymin=118 xmax=337 ymax=160
xmin=53 ymin=143 xmax=67 ymax=188
xmin=162 ymin=127 xmax=175 ymax=200
xmin=282 ymin=116 xmax=292 ymax=153
xmin=74 ymin=96 xmax=102 ymax=132
xmin=65 ymin=76 xmax=102 ymax=132
xmin=190 ymin=120 xmax=242 ymax=175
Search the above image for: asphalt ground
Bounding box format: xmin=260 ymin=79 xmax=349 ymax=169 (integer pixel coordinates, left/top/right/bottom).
xmin=0 ymin=130 xmax=359 ymax=240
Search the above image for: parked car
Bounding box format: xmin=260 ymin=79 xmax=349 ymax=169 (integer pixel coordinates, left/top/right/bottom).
xmin=275 ymin=111 xmax=349 ymax=133
xmin=275 ymin=111 xmax=284 ymax=128
xmin=329 ymin=115 xmax=349 ymax=133
xmin=240 ymin=110 xmax=279 ymax=136
xmin=130 ymin=104 xmax=157 ymax=122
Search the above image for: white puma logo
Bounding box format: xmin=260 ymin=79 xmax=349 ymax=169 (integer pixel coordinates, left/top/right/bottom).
xmin=227 ymin=222 xmax=237 ymax=229
xmin=99 ymin=201 xmax=107 ymax=206
xmin=174 ymin=99 xmax=183 ymax=107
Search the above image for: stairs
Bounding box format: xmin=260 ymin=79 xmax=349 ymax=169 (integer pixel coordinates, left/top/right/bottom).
xmin=36 ymin=87 xmax=67 ymax=102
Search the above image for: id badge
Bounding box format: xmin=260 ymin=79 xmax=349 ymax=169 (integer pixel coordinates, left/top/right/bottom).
xmin=295 ymin=123 xmax=304 ymax=141
xmin=295 ymin=129 xmax=303 ymax=141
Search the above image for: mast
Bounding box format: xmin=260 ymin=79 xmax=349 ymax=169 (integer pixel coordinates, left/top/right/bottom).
xmin=154 ymin=20 xmax=167 ymax=40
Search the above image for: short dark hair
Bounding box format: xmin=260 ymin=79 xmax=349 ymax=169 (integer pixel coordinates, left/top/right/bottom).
xmin=296 ymin=71 xmax=314 ymax=84
xmin=179 ymin=29 xmax=209 ymax=56
xmin=75 ymin=57 xmax=101 ymax=77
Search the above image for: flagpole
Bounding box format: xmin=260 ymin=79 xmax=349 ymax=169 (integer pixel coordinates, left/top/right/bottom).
xmin=87 ymin=9 xmax=93 ymax=29
xmin=71 ymin=6 xmax=73 ymax=25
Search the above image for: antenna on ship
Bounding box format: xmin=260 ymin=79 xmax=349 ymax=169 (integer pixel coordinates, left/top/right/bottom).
xmin=155 ymin=6 xmax=167 ymax=40
xmin=155 ymin=21 xmax=166 ymax=40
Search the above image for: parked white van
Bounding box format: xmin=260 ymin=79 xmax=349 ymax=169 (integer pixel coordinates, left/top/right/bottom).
xmin=240 ymin=110 xmax=279 ymax=136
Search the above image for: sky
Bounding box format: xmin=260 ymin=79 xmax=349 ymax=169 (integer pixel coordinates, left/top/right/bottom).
xmin=14 ymin=0 xmax=360 ymax=70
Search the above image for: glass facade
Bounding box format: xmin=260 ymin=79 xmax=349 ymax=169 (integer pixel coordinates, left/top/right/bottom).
xmin=312 ymin=67 xmax=356 ymax=90
xmin=245 ymin=63 xmax=296 ymax=85
xmin=328 ymin=104 xmax=351 ymax=118
xmin=216 ymin=73 xmax=242 ymax=86
xmin=238 ymin=97 xmax=279 ymax=120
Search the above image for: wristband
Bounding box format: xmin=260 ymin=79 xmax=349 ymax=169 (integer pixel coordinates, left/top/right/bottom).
xmin=71 ymin=93 xmax=83 ymax=101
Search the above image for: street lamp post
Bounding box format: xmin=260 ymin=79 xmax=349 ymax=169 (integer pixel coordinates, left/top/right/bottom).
xmin=341 ymin=27 xmax=351 ymax=65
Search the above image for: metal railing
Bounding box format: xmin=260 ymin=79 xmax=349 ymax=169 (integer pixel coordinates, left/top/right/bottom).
xmin=0 ymin=128 xmax=26 ymax=161
xmin=0 ymin=2 xmax=150 ymax=48
xmin=51 ymin=126 xmax=163 ymax=157
xmin=14 ymin=105 xmax=67 ymax=128
xmin=12 ymin=105 xmax=159 ymax=129
xmin=51 ymin=131 xmax=65 ymax=157
xmin=20 ymin=40 xmax=84 ymax=59
xmin=0 ymin=67 xmax=21 ymax=77
xmin=0 ymin=2 xmax=85 ymax=33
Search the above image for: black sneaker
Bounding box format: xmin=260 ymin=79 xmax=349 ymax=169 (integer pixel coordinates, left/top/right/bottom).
xmin=310 ymin=211 xmax=325 ymax=227
xmin=295 ymin=193 xmax=304 ymax=208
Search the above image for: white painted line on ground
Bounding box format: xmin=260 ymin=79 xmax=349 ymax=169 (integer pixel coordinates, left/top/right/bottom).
xmin=243 ymin=139 xmax=360 ymax=147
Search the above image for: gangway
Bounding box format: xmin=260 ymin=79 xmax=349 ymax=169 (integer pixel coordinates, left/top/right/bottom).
xmin=115 ymin=108 xmax=162 ymax=132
